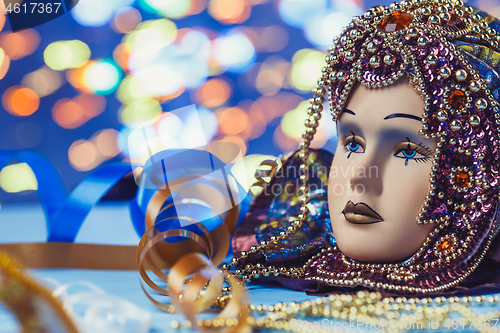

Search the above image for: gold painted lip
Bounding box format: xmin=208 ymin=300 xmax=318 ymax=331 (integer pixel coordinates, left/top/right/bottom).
xmin=342 ymin=200 xmax=383 ymax=224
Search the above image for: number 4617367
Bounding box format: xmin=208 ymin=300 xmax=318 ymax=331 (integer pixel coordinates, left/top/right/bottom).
xmin=6 ymin=2 xmax=62 ymax=14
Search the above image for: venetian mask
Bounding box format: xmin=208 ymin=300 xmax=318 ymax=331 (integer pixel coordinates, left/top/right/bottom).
xmin=232 ymin=0 xmax=500 ymax=294
xmin=303 ymin=0 xmax=500 ymax=293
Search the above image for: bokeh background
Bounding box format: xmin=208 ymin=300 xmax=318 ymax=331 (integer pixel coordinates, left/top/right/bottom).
xmin=0 ymin=0 xmax=498 ymax=203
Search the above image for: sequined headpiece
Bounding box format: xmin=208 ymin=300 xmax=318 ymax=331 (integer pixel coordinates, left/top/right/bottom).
xmin=302 ymin=0 xmax=500 ymax=293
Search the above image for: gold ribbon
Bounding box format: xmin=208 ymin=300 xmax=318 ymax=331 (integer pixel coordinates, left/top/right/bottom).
xmin=249 ymin=159 xmax=279 ymax=196
xmin=136 ymin=180 xmax=250 ymax=332
xmin=0 ymin=243 xmax=137 ymax=269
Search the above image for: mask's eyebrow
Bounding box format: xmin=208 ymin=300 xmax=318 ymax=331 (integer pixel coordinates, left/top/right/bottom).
xmin=384 ymin=113 xmax=422 ymax=121
xmin=342 ymin=109 xmax=356 ymax=116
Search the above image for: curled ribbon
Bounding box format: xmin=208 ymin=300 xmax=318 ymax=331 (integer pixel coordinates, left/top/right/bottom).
xmin=136 ymin=144 xmax=252 ymax=332
xmin=249 ymin=159 xmax=281 ymax=196
xmin=0 ymin=145 xmax=254 ymax=332
xmin=137 ymin=217 xmax=251 ymax=333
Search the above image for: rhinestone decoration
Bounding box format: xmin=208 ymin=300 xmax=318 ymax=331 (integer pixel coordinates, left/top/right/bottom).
xmin=476 ymin=98 xmax=488 ymax=110
xmin=455 ymin=69 xmax=467 ymax=81
xmin=434 ymin=234 xmax=458 ymax=257
xmin=378 ymin=11 xmax=414 ymax=32
xmin=427 ymin=54 xmax=438 ymax=65
xmin=439 ymin=66 xmax=451 ymax=78
xmin=469 ymin=115 xmax=481 ymax=126
xmin=450 ymin=167 xmax=474 ymax=192
xmin=384 ymin=53 xmax=396 ymax=66
xmin=437 ymin=110 xmax=448 ymax=121
xmin=450 ymin=119 xmax=462 ymax=131
xmin=367 ymin=41 xmax=378 ymax=53
xmin=370 ymin=55 xmax=381 ymax=68
xmin=388 ymin=270 xmax=418 ymax=282
xmin=448 ymin=89 xmax=467 ymax=110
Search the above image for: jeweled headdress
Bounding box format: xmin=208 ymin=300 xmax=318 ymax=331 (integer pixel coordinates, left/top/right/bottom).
xmin=232 ymin=0 xmax=500 ymax=294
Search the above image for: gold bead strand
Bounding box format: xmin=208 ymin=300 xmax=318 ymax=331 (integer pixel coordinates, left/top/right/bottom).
xmin=225 ymin=76 xmax=328 ymax=283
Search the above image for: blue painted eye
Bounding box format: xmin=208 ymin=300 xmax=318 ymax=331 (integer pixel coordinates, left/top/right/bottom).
xmin=342 ymin=133 xmax=365 ymax=158
xmin=348 ymin=142 xmax=360 ymax=152
xmin=394 ymin=142 xmax=432 ymax=165
xmin=402 ymin=149 xmax=416 ymax=158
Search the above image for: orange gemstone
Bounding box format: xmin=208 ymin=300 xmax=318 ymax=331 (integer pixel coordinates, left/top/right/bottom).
xmin=378 ymin=12 xmax=414 ymax=32
xmin=439 ymin=240 xmax=450 ymax=251
xmin=397 ymin=273 xmax=412 ymax=277
xmin=455 ymin=171 xmax=469 ymax=187
xmin=448 ymin=89 xmax=466 ymax=109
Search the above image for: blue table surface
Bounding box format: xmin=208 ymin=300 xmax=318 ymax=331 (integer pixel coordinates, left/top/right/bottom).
xmin=1 ymin=203 xmax=500 ymax=332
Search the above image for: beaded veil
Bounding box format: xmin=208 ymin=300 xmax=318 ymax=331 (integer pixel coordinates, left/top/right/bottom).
xmin=231 ymin=0 xmax=500 ymax=294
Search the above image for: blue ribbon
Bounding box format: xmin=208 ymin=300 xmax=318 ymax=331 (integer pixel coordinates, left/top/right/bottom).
xmin=130 ymin=148 xmax=250 ymax=236
xmin=1 ymin=149 xmax=250 ymax=243
xmin=0 ymin=150 xmax=132 ymax=242
xmin=47 ymin=162 xmax=132 ymax=242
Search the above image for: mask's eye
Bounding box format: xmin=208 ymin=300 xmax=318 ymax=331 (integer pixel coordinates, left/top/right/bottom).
xmin=347 ymin=141 xmax=361 ymax=152
xmin=400 ymin=149 xmax=416 ymax=158
xmin=342 ymin=132 xmax=365 ymax=158
xmin=393 ymin=139 xmax=433 ymax=166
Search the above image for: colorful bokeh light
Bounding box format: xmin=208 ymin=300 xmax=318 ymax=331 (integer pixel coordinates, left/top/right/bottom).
xmin=289 ymin=49 xmax=327 ymax=92
xmin=0 ymin=29 xmax=40 ymax=60
xmin=52 ymin=94 xmax=106 ymax=129
xmin=112 ymin=7 xmax=142 ymax=34
xmin=0 ymin=48 xmax=10 ymax=80
xmin=44 ymin=40 xmax=91 ymax=71
xmin=123 ymin=19 xmax=178 ymax=54
xmin=95 ymin=129 xmax=121 ymax=158
xmin=2 ymin=86 xmax=40 ymax=116
xmin=116 ymin=75 xmax=152 ymax=104
xmin=196 ymin=78 xmax=231 ymax=108
xmin=68 ymin=139 xmax=98 ymax=171
xmin=278 ymin=0 xmax=326 ymax=28
xmin=1 ymin=0 xmax=376 ymax=182
xmin=68 ymin=128 xmax=123 ymax=171
xmin=66 ymin=61 xmax=95 ymax=93
xmin=84 ymin=59 xmax=122 ymax=95
xmin=305 ymin=12 xmax=351 ymax=48
xmin=208 ymin=0 xmax=251 ymax=24
xmin=255 ymin=55 xmax=289 ymax=96
xmin=241 ymin=25 xmax=289 ymax=53
xmin=71 ymin=0 xmax=135 ymax=27
xmin=21 ymin=66 xmax=65 ymax=98
xmin=0 ymin=163 xmax=38 ymax=193
xmin=139 ymin=0 xmax=191 ymax=19
xmin=217 ymin=107 xmax=249 ymax=136
xmin=213 ymin=29 xmax=255 ymax=73
xmin=119 ymin=99 xmax=162 ymax=125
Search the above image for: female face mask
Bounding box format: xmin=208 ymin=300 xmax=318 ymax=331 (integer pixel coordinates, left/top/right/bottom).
xmin=232 ymin=0 xmax=500 ymax=294
xmin=330 ymin=81 xmax=437 ymax=263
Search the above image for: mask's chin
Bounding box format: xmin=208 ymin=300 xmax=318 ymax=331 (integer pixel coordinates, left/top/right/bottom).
xmin=333 ymin=223 xmax=430 ymax=264
xmin=339 ymin=247 xmax=419 ymax=264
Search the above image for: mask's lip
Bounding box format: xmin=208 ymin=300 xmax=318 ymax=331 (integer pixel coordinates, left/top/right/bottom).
xmin=342 ymin=200 xmax=384 ymax=224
